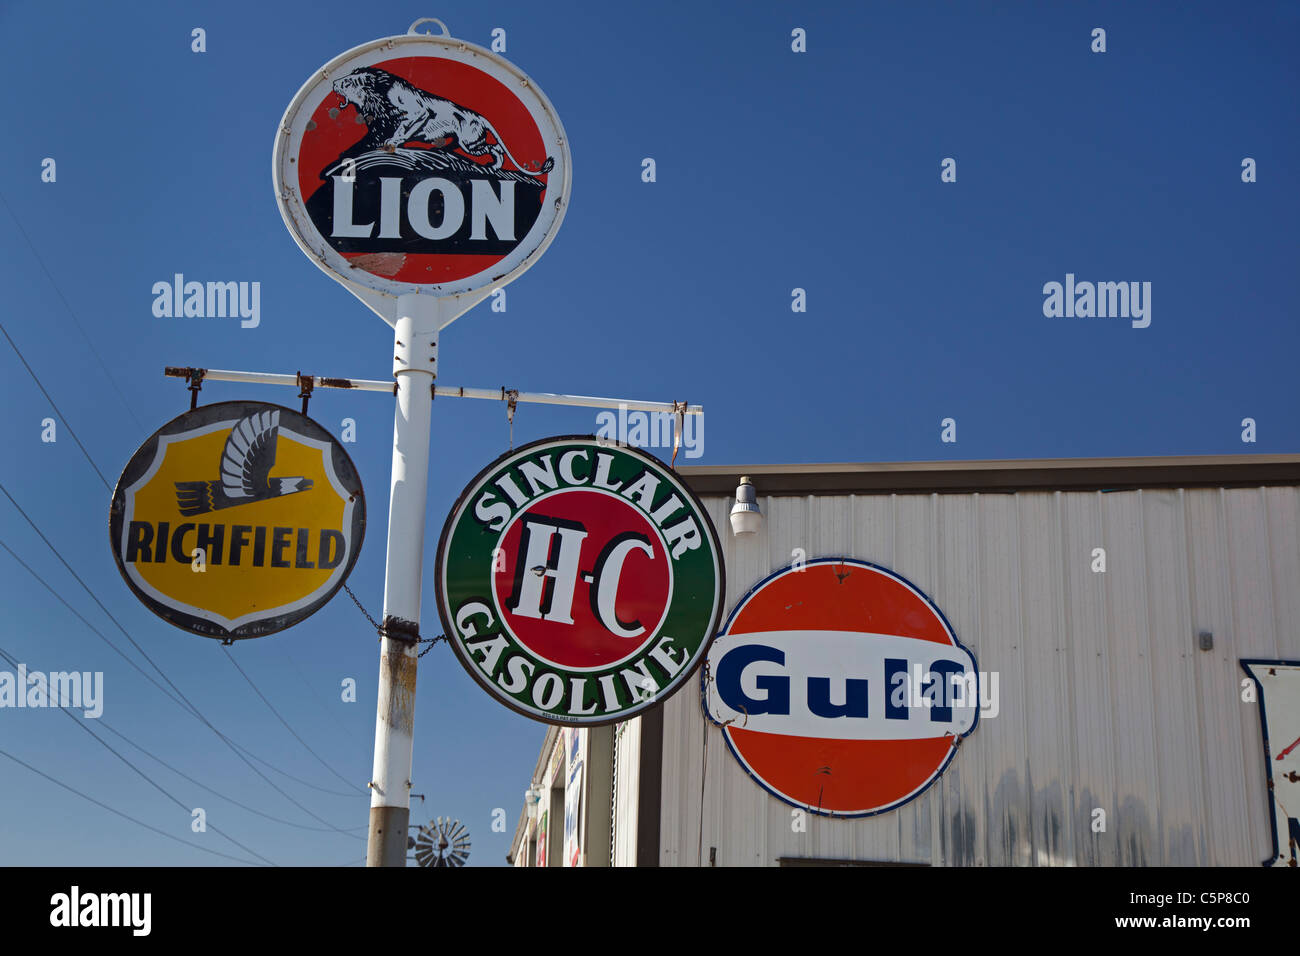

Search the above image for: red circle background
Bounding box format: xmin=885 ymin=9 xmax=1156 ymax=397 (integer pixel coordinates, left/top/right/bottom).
xmin=493 ymin=490 xmax=670 ymax=670
xmin=295 ymin=55 xmax=550 ymax=285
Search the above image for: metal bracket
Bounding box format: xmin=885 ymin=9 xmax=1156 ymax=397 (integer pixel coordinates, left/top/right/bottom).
xmin=671 ymin=399 xmax=687 ymax=468
xmin=296 ymin=372 xmax=315 ymax=416
xmin=187 ymin=368 xmax=205 ymax=410
xmin=504 ymin=388 xmax=519 ymax=450
xmin=381 ymin=614 xmax=421 ymax=646
xmin=408 ymin=17 xmax=449 ymax=36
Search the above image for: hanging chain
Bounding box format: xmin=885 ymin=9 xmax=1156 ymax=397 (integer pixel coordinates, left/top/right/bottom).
xmin=504 ymin=388 xmax=519 ymax=450
xmin=343 ymin=582 xmax=382 ymax=631
xmin=342 ymin=583 xmax=446 ymax=656
xmin=670 ymin=400 xmax=687 ymax=469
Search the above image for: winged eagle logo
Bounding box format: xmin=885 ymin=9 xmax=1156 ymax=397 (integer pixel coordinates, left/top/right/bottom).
xmin=174 ymin=410 xmax=313 ymax=516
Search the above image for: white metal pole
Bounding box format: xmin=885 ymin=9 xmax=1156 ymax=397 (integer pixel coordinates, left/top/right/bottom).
xmin=367 ymin=293 xmax=439 ymax=867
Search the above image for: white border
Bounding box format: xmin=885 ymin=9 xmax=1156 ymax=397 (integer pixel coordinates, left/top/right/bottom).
xmin=272 ymin=32 xmax=572 ymax=300
xmin=120 ymin=421 xmax=357 ymax=631
xmin=704 ymin=559 xmax=979 ymax=818
xmin=440 ymin=438 xmax=724 ymax=724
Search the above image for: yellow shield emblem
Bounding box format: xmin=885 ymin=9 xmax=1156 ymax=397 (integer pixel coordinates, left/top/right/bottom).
xmin=110 ymin=402 xmax=365 ymax=640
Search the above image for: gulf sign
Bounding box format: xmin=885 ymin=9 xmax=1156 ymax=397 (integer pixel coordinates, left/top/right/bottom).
xmin=273 ymin=26 xmax=570 ymax=299
xmin=703 ymin=558 xmax=978 ymax=817
xmin=436 ymin=437 xmax=724 ymax=725
xmin=109 ymin=402 xmax=365 ymax=641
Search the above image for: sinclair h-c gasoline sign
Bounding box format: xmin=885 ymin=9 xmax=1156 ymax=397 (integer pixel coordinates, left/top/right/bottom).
xmin=704 ymin=558 xmax=979 ymax=817
xmin=109 ymin=402 xmax=365 ymax=641
xmin=273 ymin=22 xmax=571 ymax=302
xmin=436 ymin=437 xmax=725 ymax=725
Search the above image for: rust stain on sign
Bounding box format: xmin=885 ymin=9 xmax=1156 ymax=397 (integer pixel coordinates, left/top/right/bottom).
xmin=351 ymin=252 xmax=407 ymax=276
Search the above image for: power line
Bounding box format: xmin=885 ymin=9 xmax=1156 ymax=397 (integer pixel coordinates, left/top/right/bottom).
xmin=0 ymin=483 xmax=156 ymax=682
xmin=286 ymin=653 xmax=372 ymax=749
xmin=72 ymin=720 xmax=282 ymax=865
xmin=0 ymin=483 xmax=365 ymax=835
xmin=0 ymin=193 xmax=372 ymax=855
xmin=0 ymin=317 xmax=113 ymax=490
xmin=0 ymin=531 xmax=359 ymax=801
xmin=0 ymin=644 xmax=278 ymax=866
xmin=0 ymin=188 xmax=146 ymax=434
xmin=0 ymin=304 xmax=369 ymax=829
xmin=0 ymin=747 xmax=262 ymax=867
xmin=0 ymin=534 xmax=191 ymax=713
xmin=1 ymin=196 xmax=363 ymax=803
xmin=95 ymin=715 xmax=366 ymax=836
xmin=224 ymin=646 xmax=365 ymax=794
xmin=227 ymin=738 xmax=366 ymax=799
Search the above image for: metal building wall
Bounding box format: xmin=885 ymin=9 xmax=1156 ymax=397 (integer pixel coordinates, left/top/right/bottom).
xmin=611 ymin=719 xmax=641 ymax=866
xmin=657 ymin=486 xmax=1300 ymax=866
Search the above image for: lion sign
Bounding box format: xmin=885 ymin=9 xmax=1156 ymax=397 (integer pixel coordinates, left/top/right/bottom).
xmin=273 ymin=19 xmax=571 ymax=304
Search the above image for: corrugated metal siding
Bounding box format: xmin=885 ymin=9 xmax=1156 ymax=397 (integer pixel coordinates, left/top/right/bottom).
xmin=611 ymin=719 xmax=641 ymax=866
xmin=658 ymin=486 xmax=1300 ymax=866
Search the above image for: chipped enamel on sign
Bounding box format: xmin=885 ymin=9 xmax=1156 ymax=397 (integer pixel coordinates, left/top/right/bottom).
xmin=109 ymin=402 xmax=365 ymax=641
xmin=703 ymin=558 xmax=979 ymax=818
xmin=436 ymin=437 xmax=724 ymax=725
xmin=273 ymin=28 xmax=571 ymax=318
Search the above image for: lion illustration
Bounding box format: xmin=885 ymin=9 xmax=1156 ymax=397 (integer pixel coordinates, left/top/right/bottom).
xmin=332 ymin=67 xmax=554 ymax=177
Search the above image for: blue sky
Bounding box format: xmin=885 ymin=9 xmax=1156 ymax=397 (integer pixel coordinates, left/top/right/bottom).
xmin=0 ymin=0 xmax=1295 ymax=866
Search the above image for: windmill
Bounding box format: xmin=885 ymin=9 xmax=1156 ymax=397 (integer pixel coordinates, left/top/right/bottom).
xmin=409 ymin=817 xmax=471 ymax=867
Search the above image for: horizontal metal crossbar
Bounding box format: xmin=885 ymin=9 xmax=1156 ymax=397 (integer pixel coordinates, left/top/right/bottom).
xmin=164 ymin=366 xmax=702 ymax=415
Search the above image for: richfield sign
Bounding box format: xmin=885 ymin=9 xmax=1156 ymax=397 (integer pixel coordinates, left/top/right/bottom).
xmin=109 ymin=402 xmax=365 ymax=641
xmin=436 ymin=437 xmax=724 ymax=724
xmin=273 ymin=21 xmax=571 ymax=302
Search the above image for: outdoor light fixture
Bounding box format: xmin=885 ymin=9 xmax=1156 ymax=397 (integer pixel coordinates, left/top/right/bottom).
xmin=524 ymin=786 xmax=542 ymax=821
xmin=730 ymin=476 xmax=762 ymax=536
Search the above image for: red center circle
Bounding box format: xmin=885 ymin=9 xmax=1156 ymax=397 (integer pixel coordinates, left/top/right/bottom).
xmin=492 ymin=490 xmax=671 ymax=670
